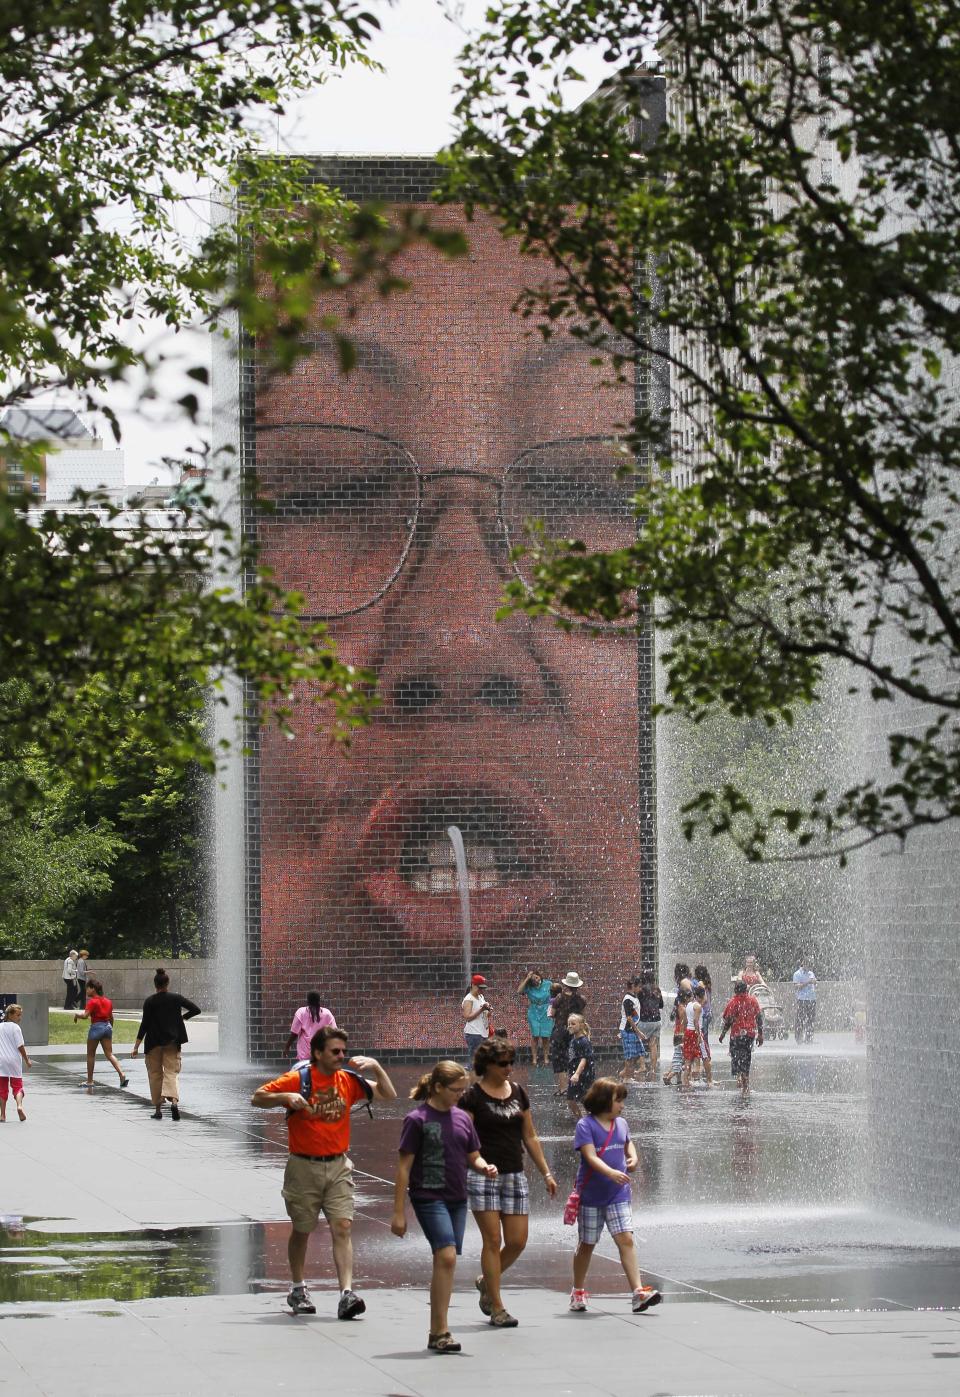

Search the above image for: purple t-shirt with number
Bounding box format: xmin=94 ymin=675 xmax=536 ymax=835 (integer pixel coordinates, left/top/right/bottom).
xmin=398 ymin=1103 xmax=481 ymax=1203
xmin=574 ymin=1114 xmax=631 ymax=1208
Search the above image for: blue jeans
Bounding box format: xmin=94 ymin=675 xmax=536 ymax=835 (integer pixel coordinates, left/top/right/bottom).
xmin=411 ymin=1197 xmax=468 ymax=1254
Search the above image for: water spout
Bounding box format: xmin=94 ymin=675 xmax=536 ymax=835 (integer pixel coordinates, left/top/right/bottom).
xmin=446 ymin=824 xmax=472 ymax=984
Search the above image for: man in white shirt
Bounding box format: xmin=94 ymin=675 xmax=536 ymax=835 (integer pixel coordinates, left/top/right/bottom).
xmin=462 ymin=974 xmax=491 ymax=1067
xmin=792 ymin=964 xmax=817 ymax=1043
xmin=62 ymin=950 xmax=79 ymax=1010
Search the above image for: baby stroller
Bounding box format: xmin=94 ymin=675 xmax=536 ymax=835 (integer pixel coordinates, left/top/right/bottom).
xmin=750 ymin=981 xmax=789 ymax=1039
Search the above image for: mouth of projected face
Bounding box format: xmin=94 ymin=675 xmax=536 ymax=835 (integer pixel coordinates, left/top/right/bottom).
xmin=361 ymin=782 xmax=558 ymax=944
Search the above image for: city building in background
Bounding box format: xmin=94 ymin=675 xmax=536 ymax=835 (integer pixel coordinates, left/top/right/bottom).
xmin=0 ymin=407 xmax=125 ymax=505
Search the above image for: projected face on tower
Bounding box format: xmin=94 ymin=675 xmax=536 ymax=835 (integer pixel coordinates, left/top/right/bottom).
xmin=254 ymin=210 xmax=640 ymax=1049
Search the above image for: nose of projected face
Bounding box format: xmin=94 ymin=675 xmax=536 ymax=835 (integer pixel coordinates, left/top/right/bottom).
xmin=379 ymin=471 xmax=547 ymax=721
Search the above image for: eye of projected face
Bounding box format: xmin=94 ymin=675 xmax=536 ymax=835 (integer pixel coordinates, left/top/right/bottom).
xmin=501 ymin=440 xmax=638 ymax=622
xmin=255 ymin=427 xmax=637 ymax=622
xmin=257 ymin=426 xmax=420 ymax=618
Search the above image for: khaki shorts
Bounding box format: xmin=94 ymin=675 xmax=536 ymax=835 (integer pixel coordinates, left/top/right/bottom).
xmin=282 ymin=1153 xmax=355 ymax=1232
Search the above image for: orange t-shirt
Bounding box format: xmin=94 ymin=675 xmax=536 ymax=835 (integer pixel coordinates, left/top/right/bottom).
xmin=262 ymin=1067 xmax=367 ymax=1156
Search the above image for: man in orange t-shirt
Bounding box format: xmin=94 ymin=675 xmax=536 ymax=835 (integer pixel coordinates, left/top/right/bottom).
xmin=251 ymin=1025 xmax=397 ymax=1317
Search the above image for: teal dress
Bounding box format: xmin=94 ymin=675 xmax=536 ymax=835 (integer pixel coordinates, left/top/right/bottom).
xmin=524 ymin=980 xmax=553 ymax=1037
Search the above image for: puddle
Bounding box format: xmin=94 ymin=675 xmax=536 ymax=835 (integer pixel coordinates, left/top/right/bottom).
xmin=0 ymin=1223 xmax=230 ymax=1304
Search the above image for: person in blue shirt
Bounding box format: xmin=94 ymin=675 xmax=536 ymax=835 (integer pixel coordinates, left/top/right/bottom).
xmin=792 ymin=964 xmax=817 ymax=1043
xmin=517 ymin=971 xmax=553 ymax=1067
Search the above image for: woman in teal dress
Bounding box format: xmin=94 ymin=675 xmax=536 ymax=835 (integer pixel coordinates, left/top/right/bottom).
xmin=518 ymin=971 xmax=554 ymax=1066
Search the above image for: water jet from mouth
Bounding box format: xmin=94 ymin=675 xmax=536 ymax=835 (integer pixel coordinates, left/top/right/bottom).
xmin=446 ymin=824 xmax=472 ymax=984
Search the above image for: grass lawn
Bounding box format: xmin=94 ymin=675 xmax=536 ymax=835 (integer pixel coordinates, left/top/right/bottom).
xmin=47 ymin=1012 xmax=139 ymax=1045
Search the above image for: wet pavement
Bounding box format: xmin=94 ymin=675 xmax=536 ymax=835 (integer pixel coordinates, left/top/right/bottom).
xmin=4 ymin=1035 xmax=960 ymax=1315
xmin=5 ymin=1038 xmax=960 ymax=1395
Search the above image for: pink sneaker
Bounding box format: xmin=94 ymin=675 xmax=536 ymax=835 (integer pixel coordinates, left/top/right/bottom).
xmin=569 ymin=1288 xmax=588 ymax=1312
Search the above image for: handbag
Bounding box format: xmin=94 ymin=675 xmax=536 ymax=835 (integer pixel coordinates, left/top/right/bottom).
xmin=563 ymin=1119 xmax=617 ymax=1225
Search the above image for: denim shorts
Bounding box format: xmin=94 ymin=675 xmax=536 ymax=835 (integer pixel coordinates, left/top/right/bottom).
xmin=88 ymin=1021 xmax=113 ymax=1042
xmin=411 ymin=1197 xmax=468 ymax=1254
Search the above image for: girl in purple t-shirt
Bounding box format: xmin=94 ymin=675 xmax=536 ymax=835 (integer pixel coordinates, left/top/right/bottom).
xmin=392 ymin=1060 xmax=496 ymax=1354
xmin=569 ymin=1078 xmax=662 ymax=1316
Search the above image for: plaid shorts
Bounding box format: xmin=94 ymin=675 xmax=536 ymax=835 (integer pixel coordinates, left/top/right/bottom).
xmin=467 ymin=1169 xmax=530 ymax=1215
xmin=620 ymin=1030 xmax=648 ymax=1060
xmin=577 ymin=1198 xmax=633 ymax=1245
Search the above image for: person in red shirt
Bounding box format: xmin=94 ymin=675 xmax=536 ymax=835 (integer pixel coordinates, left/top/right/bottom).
xmin=73 ymin=977 xmax=129 ymax=1091
xmin=251 ymin=1025 xmax=397 ymax=1318
xmin=717 ymin=981 xmax=764 ymax=1092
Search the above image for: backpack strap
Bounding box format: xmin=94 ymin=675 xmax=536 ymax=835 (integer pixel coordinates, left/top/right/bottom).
xmin=343 ymin=1067 xmax=374 ymax=1117
xmin=285 ymin=1063 xmax=375 ymax=1118
xmin=284 ymin=1062 xmax=314 ymax=1118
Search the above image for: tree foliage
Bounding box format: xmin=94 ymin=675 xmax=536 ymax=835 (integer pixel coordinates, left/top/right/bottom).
xmin=444 ymin=0 xmax=960 ymax=860
xmin=0 ymin=731 xmax=126 ymax=956
xmin=0 ymin=0 xmax=471 ymax=804
xmin=0 ymin=681 xmax=207 ymax=960
xmin=67 ymin=708 xmax=209 ymax=960
xmin=2 ymin=0 xmax=415 ymax=400
xmin=0 ymin=483 xmax=375 ymax=808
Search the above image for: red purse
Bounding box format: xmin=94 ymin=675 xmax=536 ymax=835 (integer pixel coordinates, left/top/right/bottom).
xmin=563 ymin=1120 xmax=617 ymax=1225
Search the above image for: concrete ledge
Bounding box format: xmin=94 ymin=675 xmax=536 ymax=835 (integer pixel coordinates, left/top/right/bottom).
xmin=0 ymin=992 xmax=47 ymax=1044
xmin=0 ymin=958 xmax=215 ymax=1011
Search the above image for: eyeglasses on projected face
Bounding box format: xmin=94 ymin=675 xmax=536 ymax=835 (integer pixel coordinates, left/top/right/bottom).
xmin=253 ymin=424 xmax=640 ymax=631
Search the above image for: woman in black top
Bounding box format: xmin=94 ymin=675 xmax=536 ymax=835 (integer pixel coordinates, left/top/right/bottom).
xmin=131 ymin=968 xmax=201 ymax=1120
xmin=635 ymin=968 xmax=664 ymax=1080
xmin=461 ymin=1038 xmax=556 ymax=1329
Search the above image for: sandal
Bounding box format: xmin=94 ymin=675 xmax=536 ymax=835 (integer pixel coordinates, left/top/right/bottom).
xmin=427 ymin=1331 xmax=461 ymax=1353
xmin=489 ymin=1309 xmax=519 ymax=1328
xmin=475 ymin=1274 xmax=493 ymax=1316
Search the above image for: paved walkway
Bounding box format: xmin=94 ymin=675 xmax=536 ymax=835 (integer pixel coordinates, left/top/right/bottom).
xmin=2 ymin=1056 xmax=959 ymax=1395
xmin=3 ymin=1286 xmax=959 ymax=1396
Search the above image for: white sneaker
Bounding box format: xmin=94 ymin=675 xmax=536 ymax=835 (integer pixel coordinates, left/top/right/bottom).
xmin=569 ymin=1288 xmax=588 ymax=1312
xmin=632 ymin=1285 xmax=662 ymax=1313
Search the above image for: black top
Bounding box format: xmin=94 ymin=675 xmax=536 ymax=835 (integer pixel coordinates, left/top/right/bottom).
xmin=136 ymin=991 xmax=201 ymax=1052
xmin=460 ymin=1080 xmax=530 ymax=1174
xmin=636 ymin=985 xmax=663 ymax=1021
xmin=567 ymin=1034 xmax=596 ymax=1087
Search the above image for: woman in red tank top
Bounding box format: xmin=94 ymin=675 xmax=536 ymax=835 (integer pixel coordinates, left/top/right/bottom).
xmin=74 ymin=977 xmax=129 ymax=1091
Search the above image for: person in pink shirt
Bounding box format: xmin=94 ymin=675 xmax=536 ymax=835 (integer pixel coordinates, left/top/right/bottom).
xmin=285 ymin=991 xmax=337 ymax=1063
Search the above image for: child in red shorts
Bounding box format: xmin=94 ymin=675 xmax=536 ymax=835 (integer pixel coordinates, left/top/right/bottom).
xmin=680 ymin=993 xmax=702 ymax=1089
xmin=0 ymin=1004 xmax=32 ymax=1122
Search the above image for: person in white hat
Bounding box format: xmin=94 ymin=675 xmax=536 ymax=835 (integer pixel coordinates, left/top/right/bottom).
xmin=548 ymin=973 xmax=586 ymax=1094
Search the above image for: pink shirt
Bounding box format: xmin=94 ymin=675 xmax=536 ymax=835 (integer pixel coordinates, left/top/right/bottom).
xmin=289 ymin=1005 xmax=336 ymax=1061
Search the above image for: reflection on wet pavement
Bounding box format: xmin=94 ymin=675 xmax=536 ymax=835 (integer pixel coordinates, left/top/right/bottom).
xmin=7 ymin=1041 xmax=960 ymax=1313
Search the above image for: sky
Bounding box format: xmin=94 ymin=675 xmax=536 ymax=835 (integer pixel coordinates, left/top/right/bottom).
xmin=66 ymin=0 xmax=617 ymax=490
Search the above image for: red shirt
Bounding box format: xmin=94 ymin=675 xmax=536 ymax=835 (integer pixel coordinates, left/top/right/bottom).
xmin=722 ymin=993 xmax=762 ymax=1037
xmin=86 ymin=995 xmax=113 ymax=1024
